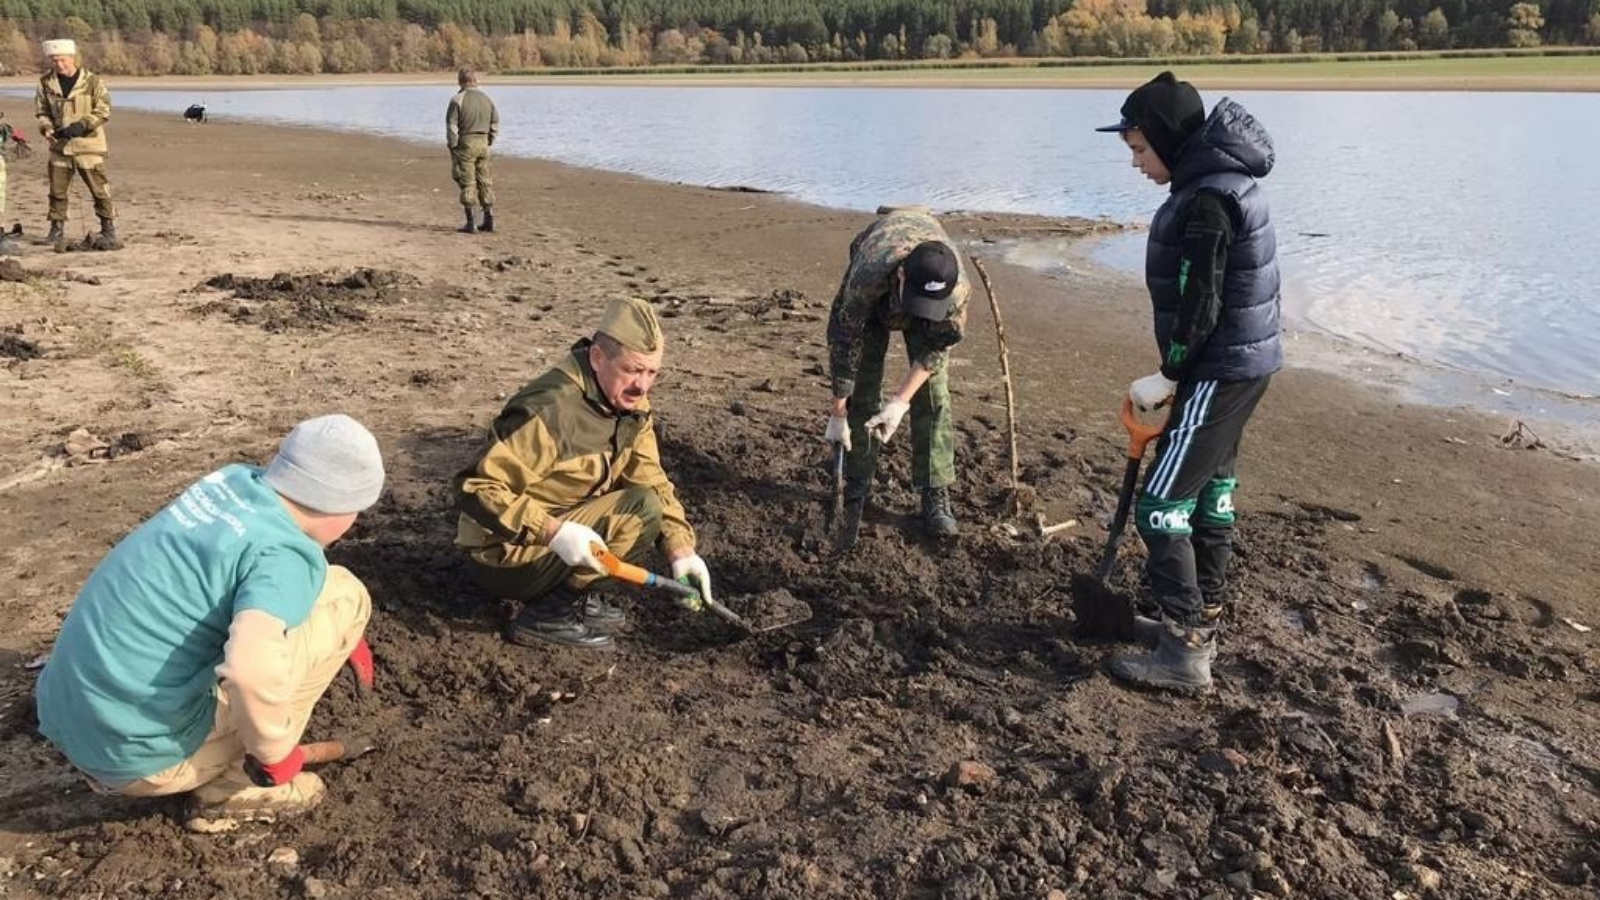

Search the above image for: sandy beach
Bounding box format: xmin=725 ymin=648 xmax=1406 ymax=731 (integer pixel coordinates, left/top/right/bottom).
xmin=0 ymin=104 xmax=1596 ymax=898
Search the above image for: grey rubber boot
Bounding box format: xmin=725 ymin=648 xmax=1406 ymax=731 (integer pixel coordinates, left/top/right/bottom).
xmin=1133 ymin=603 xmax=1221 ymax=662
xmin=1109 ymin=618 xmax=1215 ymax=693
xmin=459 ymin=207 xmax=477 ymax=234
xmin=921 ymin=486 xmax=959 ymax=536
xmin=479 ymin=206 xmax=494 ymax=233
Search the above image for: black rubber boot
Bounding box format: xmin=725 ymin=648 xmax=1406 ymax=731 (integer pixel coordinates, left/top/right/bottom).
xmin=504 ymin=604 xmax=613 ymax=650
xmin=921 ymin=486 xmax=959 ymax=537
xmin=479 ymin=206 xmax=494 ymax=233
xmin=459 ymin=207 xmax=477 ymax=234
xmin=1109 ymin=619 xmax=1215 ymax=693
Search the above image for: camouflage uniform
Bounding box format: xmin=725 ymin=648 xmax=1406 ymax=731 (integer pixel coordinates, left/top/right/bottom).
xmin=452 ymin=341 xmax=695 ymax=603
xmin=827 ymin=207 xmax=968 ymax=492
xmin=447 ymin=87 xmax=498 ymax=210
xmin=34 ymin=68 xmax=115 ymax=225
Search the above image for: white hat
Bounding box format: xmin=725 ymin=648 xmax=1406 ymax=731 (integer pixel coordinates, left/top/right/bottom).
xmin=264 ymin=414 xmax=386 ymax=514
xmin=41 ymin=39 xmax=77 ymax=58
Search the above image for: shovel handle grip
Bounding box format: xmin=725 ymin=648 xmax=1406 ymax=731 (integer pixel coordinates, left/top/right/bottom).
xmin=592 ymin=544 xmax=700 ymax=600
xmin=301 ymin=740 xmax=349 ymax=765
xmin=1120 ymin=396 xmax=1166 ymax=460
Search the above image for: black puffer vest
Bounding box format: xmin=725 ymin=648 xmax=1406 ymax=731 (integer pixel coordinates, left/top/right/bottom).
xmin=1145 ymin=99 xmax=1283 ymax=382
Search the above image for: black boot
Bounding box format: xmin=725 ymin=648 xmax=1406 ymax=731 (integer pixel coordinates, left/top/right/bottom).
xmin=1109 ymin=618 xmax=1215 ymax=693
xmin=459 ymin=207 xmax=477 ymax=234
xmin=921 ymin=486 xmax=959 ymax=537
xmin=96 ymin=217 xmax=120 ymax=249
xmin=479 ymin=206 xmax=494 ymax=233
xmin=577 ymin=593 xmax=626 ymax=631
xmin=504 ymin=603 xmax=613 ymax=650
xmin=44 ymin=220 xmax=65 ymax=245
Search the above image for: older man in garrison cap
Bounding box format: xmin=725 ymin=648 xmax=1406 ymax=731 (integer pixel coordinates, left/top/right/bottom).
xmin=454 ymin=297 xmax=713 ymax=650
xmin=36 ymin=415 xmax=386 ymax=830
xmin=33 ymin=38 xmax=119 ymax=248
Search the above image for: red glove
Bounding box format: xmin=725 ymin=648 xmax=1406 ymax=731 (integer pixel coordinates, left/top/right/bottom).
xmin=347 ymin=638 xmax=374 ymax=693
xmin=244 ymin=745 xmax=306 ymax=788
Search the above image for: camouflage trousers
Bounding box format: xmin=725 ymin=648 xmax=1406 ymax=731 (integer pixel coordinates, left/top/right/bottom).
xmin=846 ymin=320 xmax=956 ymax=491
xmin=464 ymin=485 xmax=663 ymax=604
xmin=450 ymin=135 xmax=494 ymax=209
xmin=48 ymin=152 xmax=114 ymax=222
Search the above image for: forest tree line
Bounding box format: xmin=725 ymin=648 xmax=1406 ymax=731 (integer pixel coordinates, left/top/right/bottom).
xmin=0 ymin=0 xmax=1596 ymax=75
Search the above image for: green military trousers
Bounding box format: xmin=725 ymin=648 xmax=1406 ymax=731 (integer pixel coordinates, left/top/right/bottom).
xmin=846 ymin=321 xmax=956 ymax=491
xmin=48 ymin=152 xmax=114 ymax=222
xmin=451 ymin=135 xmax=494 ymax=209
xmin=465 ymin=485 xmax=663 ymax=604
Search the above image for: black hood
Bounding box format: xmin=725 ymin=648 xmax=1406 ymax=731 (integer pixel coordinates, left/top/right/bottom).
xmin=1169 ymin=99 xmax=1275 ymax=190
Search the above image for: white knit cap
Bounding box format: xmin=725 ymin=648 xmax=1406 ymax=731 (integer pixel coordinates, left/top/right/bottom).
xmin=42 ymin=39 xmax=77 ymax=58
xmin=264 ymin=414 xmax=385 ymax=514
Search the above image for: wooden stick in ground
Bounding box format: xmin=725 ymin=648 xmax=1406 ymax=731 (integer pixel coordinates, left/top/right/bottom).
xmin=970 ymin=257 xmax=1022 ymax=518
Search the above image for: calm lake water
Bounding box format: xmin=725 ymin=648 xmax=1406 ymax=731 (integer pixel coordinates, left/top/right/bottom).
xmin=18 ymin=84 xmax=1598 ymax=426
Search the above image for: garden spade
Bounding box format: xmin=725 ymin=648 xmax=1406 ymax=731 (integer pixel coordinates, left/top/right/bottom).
xmin=1074 ymin=397 xmax=1166 ymax=639
xmin=592 ymin=545 xmax=811 ymax=633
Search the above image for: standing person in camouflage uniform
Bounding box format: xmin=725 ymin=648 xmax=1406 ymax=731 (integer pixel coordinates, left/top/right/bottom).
xmin=825 ymin=205 xmax=968 ymax=538
xmin=447 ymin=67 xmax=498 ymax=234
xmin=453 ymin=297 xmax=715 ymax=651
xmin=34 ymin=39 xmax=118 ymax=248
xmin=0 ymin=114 xmax=18 ymax=256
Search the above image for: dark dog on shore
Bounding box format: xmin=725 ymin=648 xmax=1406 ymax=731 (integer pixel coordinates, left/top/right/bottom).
xmin=183 ymin=104 xmax=207 ymax=124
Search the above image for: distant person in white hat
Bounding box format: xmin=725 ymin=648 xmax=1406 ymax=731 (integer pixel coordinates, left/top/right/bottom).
xmin=33 ymin=38 xmax=119 ymax=248
xmin=36 ymin=415 xmax=386 ymax=830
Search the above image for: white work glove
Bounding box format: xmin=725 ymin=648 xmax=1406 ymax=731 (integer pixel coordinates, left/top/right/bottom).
xmin=824 ymin=414 xmax=852 ymax=451
xmin=671 ymin=554 xmax=714 ymax=611
xmin=548 ymin=520 xmax=609 ymax=576
xmin=1129 ymin=373 xmax=1178 ymax=411
xmin=864 ymin=399 xmax=911 ymax=444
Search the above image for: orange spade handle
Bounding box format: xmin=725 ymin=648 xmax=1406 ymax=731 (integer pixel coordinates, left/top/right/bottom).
xmin=593 ymin=543 xmax=649 ymax=586
xmin=591 ymin=543 xmax=700 ymax=600
xmin=1120 ymin=396 xmax=1166 ymax=461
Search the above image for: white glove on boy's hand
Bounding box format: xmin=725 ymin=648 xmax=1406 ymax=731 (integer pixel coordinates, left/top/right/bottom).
xmin=1129 ymin=373 xmax=1178 ymax=411
xmin=824 ymin=415 xmax=852 ymax=451
xmin=549 ymin=521 xmax=609 ymax=576
xmin=671 ymin=554 xmax=714 ymax=610
xmin=864 ymin=399 xmax=911 ymax=443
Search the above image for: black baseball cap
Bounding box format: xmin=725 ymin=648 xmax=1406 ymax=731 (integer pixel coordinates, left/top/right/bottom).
xmin=1095 ymin=71 xmax=1205 ymax=168
xmin=900 ymin=242 xmax=959 ymax=321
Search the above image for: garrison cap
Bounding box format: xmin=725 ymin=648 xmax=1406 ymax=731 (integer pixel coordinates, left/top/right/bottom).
xmin=597 ymin=297 xmax=664 ymax=354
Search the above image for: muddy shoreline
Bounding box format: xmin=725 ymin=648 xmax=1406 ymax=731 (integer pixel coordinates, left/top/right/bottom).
xmin=0 ymin=106 xmax=1595 ymax=899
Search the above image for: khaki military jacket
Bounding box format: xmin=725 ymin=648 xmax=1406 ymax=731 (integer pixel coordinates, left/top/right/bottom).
xmin=447 ymin=88 xmax=498 ymax=149
xmin=35 ymin=68 xmax=111 ymax=157
xmin=454 ymin=340 xmax=695 ymax=556
xmin=826 ymin=208 xmax=969 ymax=399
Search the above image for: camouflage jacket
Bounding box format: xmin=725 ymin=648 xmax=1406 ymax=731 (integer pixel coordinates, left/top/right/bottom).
xmin=826 ymin=208 xmax=969 ymax=399
xmin=35 ymin=68 xmax=111 ymax=157
xmin=453 ymin=340 xmax=695 ymax=556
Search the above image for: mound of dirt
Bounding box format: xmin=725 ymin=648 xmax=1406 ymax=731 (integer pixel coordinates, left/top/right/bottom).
xmin=195 ymin=268 xmax=416 ymax=332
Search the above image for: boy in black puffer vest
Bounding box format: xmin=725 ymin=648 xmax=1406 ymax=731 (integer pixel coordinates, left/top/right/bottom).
xmin=1096 ymin=72 xmax=1283 ymax=693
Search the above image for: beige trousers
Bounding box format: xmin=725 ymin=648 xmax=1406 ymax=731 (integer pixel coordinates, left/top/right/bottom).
xmin=110 ymin=565 xmax=372 ymax=797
